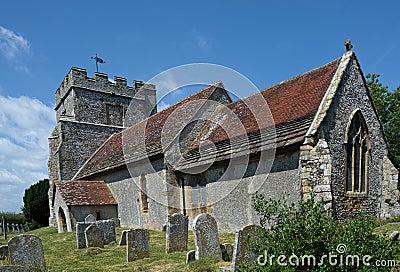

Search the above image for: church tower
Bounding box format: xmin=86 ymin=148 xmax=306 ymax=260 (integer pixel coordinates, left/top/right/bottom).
xmin=47 ymin=67 xmax=156 ymax=226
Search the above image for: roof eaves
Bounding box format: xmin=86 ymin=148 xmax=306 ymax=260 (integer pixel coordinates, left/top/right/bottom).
xmin=304 ymin=50 xmax=354 ymax=145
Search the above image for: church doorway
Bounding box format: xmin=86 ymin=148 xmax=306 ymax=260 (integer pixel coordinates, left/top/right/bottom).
xmin=58 ymin=207 xmax=67 ymax=232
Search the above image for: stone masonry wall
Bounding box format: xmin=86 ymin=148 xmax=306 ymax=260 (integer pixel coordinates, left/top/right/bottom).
xmin=100 ymin=159 xmax=168 ymax=230
xmin=381 ymin=156 xmax=400 ymax=218
xmin=184 ymin=150 xmax=301 ymax=232
xmin=316 ymin=56 xmax=393 ymax=221
xmin=300 ymin=139 xmax=332 ymax=210
xmin=58 ymin=121 xmax=122 ymax=180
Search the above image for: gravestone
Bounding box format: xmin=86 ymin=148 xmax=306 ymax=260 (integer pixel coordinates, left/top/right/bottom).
xmin=166 ymin=213 xmax=188 ymax=253
xmin=0 ymin=245 xmax=8 ymax=260
xmin=85 ymin=224 xmax=104 ymax=248
xmin=126 ymin=229 xmax=150 ymax=262
xmin=231 ymin=225 xmax=263 ymax=271
xmin=186 ymin=250 xmax=196 ymax=264
xmin=7 ymin=234 xmax=46 ymax=271
xmin=119 ymin=230 xmax=129 ymax=246
xmin=96 ymin=219 xmax=116 ymax=245
xmin=76 ymin=222 xmax=91 ymax=249
xmin=85 ymin=214 xmax=96 ymax=223
xmin=192 ymin=213 xmax=222 ymax=261
xmin=221 ymin=243 xmax=234 ymax=262
xmin=389 ymin=231 xmax=399 ymax=241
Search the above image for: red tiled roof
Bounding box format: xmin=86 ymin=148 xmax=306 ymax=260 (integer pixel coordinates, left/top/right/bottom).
xmin=75 ymin=83 xmax=223 ymax=179
xmin=178 ymin=57 xmax=342 ymax=168
xmin=204 ymin=57 xmax=341 ymax=141
xmin=54 ymin=180 xmax=117 ymax=206
xmin=77 ymin=56 xmax=342 ymax=175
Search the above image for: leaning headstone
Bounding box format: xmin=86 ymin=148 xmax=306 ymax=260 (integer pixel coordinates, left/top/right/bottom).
xmin=119 ymin=230 xmax=129 ymax=246
xmin=126 ymin=229 xmax=150 ymax=262
xmin=389 ymin=231 xmax=399 ymax=241
xmin=192 ymin=213 xmax=222 ymax=261
xmin=231 ymin=225 xmax=263 ymax=271
xmin=85 ymin=224 xmax=104 ymax=248
xmin=0 ymin=245 xmax=8 ymax=260
xmin=76 ymin=222 xmax=91 ymax=249
xmin=221 ymin=243 xmax=234 ymax=262
xmin=7 ymin=234 xmax=46 ymax=271
xmin=166 ymin=213 xmax=189 ymax=253
xmin=186 ymin=250 xmax=196 ymax=264
xmin=96 ymin=219 xmax=116 ymax=245
xmin=85 ymin=214 xmax=96 ymax=223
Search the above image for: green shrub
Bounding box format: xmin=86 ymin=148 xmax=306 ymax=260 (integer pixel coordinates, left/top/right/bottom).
xmin=239 ymin=193 xmax=400 ymax=271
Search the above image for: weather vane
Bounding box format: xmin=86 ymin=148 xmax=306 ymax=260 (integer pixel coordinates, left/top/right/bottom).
xmin=91 ymin=53 xmax=106 ymax=73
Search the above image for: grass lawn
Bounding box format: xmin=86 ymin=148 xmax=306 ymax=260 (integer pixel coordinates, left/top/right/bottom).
xmin=374 ymin=222 xmax=400 ymax=237
xmin=1 ymin=227 xmax=234 ymax=272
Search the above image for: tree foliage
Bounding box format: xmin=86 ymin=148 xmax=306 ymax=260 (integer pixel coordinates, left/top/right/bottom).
xmin=22 ymin=179 xmax=50 ymax=229
xmin=0 ymin=212 xmax=25 ymax=224
xmin=366 ymin=73 xmax=400 ymax=169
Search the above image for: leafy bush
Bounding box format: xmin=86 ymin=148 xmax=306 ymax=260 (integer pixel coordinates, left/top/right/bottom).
xmin=239 ymin=193 xmax=400 ymax=271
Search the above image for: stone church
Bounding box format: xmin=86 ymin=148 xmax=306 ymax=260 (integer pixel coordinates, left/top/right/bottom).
xmin=48 ymin=49 xmax=400 ymax=233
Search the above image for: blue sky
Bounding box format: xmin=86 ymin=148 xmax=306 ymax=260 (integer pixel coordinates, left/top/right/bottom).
xmin=0 ymin=0 xmax=399 ymax=212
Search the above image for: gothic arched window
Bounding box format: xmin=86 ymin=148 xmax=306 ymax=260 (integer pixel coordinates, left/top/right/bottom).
xmin=345 ymin=111 xmax=370 ymax=194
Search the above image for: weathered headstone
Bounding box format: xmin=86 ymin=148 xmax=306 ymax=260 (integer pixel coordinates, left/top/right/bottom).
xmin=231 ymin=225 xmax=263 ymax=271
xmin=0 ymin=245 xmax=8 ymax=260
xmin=96 ymin=219 xmax=116 ymax=245
xmin=76 ymin=222 xmax=91 ymax=249
xmin=7 ymin=234 xmax=46 ymax=271
xmin=221 ymin=243 xmax=234 ymax=262
xmin=119 ymin=230 xmax=129 ymax=246
xmin=192 ymin=213 xmax=222 ymax=261
xmin=2 ymin=217 xmax=6 ymax=240
xmin=389 ymin=231 xmax=399 ymax=241
xmin=85 ymin=224 xmax=104 ymax=248
xmin=186 ymin=249 xmax=196 ymax=264
xmin=166 ymin=213 xmax=188 ymax=253
xmin=85 ymin=214 xmax=96 ymax=223
xmin=126 ymin=229 xmax=150 ymax=262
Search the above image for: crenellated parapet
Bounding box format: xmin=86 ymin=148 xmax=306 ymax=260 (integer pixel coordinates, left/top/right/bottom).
xmin=55 ymin=67 xmax=155 ymax=110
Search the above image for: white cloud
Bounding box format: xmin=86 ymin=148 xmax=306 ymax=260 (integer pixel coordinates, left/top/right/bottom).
xmin=0 ymin=26 xmax=30 ymax=60
xmin=0 ymin=95 xmax=55 ymax=212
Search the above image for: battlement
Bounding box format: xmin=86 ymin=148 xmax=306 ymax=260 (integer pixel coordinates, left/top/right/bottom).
xmin=55 ymin=67 xmax=156 ymax=110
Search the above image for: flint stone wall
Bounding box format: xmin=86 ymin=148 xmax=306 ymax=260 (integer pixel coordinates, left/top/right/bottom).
xmin=315 ymin=56 xmax=397 ymax=221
